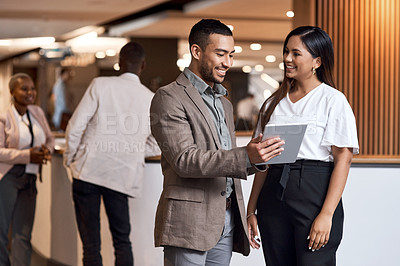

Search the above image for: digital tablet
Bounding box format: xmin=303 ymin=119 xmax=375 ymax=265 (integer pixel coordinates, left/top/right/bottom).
xmin=257 ymin=123 xmax=308 ymax=165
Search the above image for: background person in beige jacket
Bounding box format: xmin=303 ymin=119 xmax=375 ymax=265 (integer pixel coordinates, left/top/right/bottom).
xmin=64 ymin=42 xmax=160 ymax=266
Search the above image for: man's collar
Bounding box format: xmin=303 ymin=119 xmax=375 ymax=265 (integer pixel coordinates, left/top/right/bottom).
xmin=183 ymin=68 xmax=228 ymax=97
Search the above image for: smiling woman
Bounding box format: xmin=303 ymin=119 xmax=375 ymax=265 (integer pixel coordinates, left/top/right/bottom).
xmin=247 ymin=26 xmax=359 ymax=266
xmin=11 ymin=74 xmax=37 ymax=108
xmin=0 ymin=73 xmax=54 ymax=265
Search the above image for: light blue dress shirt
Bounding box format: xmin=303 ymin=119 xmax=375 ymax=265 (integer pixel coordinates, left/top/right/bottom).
xmin=183 ymin=68 xmax=234 ymax=198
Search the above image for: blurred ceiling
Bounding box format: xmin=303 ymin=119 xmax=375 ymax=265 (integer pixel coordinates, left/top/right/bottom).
xmin=0 ymin=0 xmax=293 ymax=71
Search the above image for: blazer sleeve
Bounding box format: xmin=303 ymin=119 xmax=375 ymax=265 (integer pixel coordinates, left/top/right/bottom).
xmin=150 ymin=87 xmax=248 ymax=179
xmin=33 ymin=106 xmax=55 ymax=153
xmin=0 ymin=113 xmax=30 ymax=164
xmin=64 ymin=79 xmax=98 ymax=167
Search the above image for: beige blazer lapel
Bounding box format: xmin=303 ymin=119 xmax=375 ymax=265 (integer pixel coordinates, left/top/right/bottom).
xmin=176 ymin=74 xmax=221 ymax=149
xmin=6 ymin=106 xmax=20 ymax=149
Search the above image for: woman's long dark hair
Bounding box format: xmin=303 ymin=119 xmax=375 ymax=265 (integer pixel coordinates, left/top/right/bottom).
xmin=257 ymin=26 xmax=336 ymax=133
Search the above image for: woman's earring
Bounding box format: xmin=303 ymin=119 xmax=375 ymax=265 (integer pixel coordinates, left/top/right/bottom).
xmin=312 ymin=67 xmax=316 ymax=75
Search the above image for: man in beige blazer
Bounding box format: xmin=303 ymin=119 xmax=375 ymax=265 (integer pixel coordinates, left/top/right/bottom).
xmin=150 ymin=19 xmax=284 ymax=266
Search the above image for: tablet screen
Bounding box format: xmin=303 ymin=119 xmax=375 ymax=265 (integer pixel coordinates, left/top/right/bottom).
xmin=258 ymin=123 xmax=308 ymax=165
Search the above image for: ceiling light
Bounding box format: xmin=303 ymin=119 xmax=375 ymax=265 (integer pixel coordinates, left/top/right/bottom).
xmin=227 ymin=25 xmax=234 ymax=31
xmin=242 ymin=66 xmax=252 ymax=73
xmin=234 ymin=46 xmax=243 ymax=53
xmin=261 ymin=73 xmax=280 ymax=89
xmin=106 ymin=49 xmax=117 ymax=57
xmin=66 ymin=32 xmax=98 ymax=47
xmin=250 ymin=43 xmax=262 ymax=51
xmin=265 ymin=55 xmax=276 ymax=62
xmin=286 ymin=11 xmax=295 ymax=18
xmin=66 ymin=36 xmax=128 ymax=54
xmin=279 ymin=62 xmax=285 ymax=70
xmin=0 ymin=37 xmax=55 ymax=47
xmin=113 ymin=63 xmax=120 ymax=71
xmin=18 ymin=37 xmax=55 ymax=46
xmin=255 ymin=64 xmax=264 ymax=72
xmin=60 ymin=26 xmax=104 ymax=41
xmin=0 ymin=40 xmax=12 ymax=46
xmin=96 ymin=51 xmax=106 ymax=59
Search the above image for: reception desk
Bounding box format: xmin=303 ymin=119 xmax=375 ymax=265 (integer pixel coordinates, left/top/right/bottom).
xmin=32 ymin=136 xmax=400 ymax=266
xmin=32 ymin=149 xmax=164 ymax=266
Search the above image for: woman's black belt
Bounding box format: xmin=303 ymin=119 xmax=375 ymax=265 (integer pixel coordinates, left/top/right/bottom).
xmin=270 ymin=159 xmax=334 ymax=200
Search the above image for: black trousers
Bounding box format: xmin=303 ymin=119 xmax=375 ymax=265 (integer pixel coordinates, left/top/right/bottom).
xmin=257 ymin=160 xmax=344 ymax=266
xmin=72 ymin=179 xmax=133 ymax=266
xmin=0 ymin=165 xmax=37 ymax=266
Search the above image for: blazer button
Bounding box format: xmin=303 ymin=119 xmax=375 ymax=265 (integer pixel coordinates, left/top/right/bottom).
xmin=221 ymin=191 xmax=226 ymax=196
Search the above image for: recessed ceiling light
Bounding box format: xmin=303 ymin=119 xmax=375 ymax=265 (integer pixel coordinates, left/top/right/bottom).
xmin=250 ymin=43 xmax=262 ymax=51
xmin=113 ymin=63 xmax=120 ymax=71
xmin=234 ymin=46 xmax=243 ymax=53
xmin=95 ymin=51 xmax=106 ymax=59
xmin=106 ymin=49 xmax=117 ymax=56
xmin=227 ymin=25 xmax=234 ymax=31
xmin=279 ymin=62 xmax=285 ymax=70
xmin=242 ymin=66 xmax=252 ymax=73
xmin=265 ymin=55 xmax=276 ymax=62
xmin=286 ymin=11 xmax=295 ymax=18
xmin=255 ymin=64 xmax=264 ymax=72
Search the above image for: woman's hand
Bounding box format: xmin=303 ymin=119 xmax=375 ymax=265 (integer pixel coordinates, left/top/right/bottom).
xmin=247 ymin=214 xmax=261 ymax=249
xmin=41 ymin=144 xmax=52 ymax=162
xmin=307 ymin=146 xmax=352 ymax=252
xmin=307 ymin=212 xmax=332 ymax=251
xmin=30 ymin=145 xmax=51 ymax=164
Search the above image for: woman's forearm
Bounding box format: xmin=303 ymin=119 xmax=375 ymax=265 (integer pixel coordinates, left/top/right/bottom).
xmin=247 ymin=170 xmax=268 ymax=215
xmin=320 ymin=147 xmax=353 ymax=216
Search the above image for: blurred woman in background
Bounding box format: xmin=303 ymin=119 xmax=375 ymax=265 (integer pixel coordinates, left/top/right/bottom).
xmin=0 ymin=73 xmax=54 ymax=266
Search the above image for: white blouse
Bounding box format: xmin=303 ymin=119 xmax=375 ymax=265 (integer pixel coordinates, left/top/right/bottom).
xmin=255 ymin=83 xmax=359 ymax=162
xmin=12 ymin=105 xmax=46 ymax=174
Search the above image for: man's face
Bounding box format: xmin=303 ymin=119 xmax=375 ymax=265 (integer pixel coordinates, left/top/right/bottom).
xmin=198 ymin=34 xmax=234 ymax=87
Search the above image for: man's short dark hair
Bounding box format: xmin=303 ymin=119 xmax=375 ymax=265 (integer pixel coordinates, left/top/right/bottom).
xmin=120 ymin=42 xmax=145 ymax=63
xmin=189 ymin=19 xmax=233 ymax=51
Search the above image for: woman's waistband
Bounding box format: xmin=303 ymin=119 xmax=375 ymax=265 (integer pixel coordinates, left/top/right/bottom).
xmin=269 ymin=159 xmax=334 ymax=200
xmin=270 ymin=159 xmax=334 ymax=169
